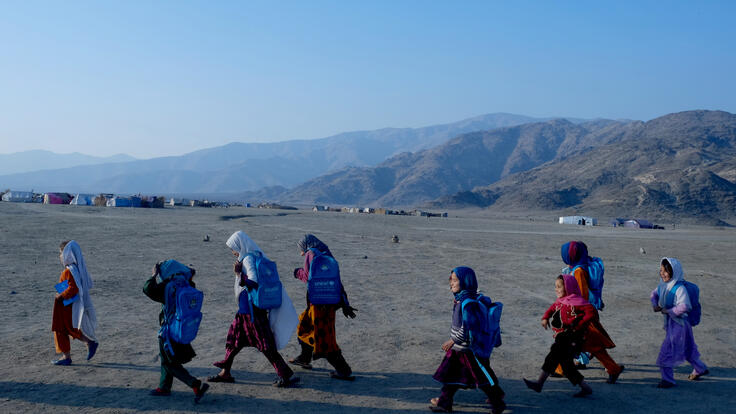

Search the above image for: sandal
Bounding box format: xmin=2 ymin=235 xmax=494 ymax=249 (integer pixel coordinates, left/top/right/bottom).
xmin=607 ymin=365 xmax=624 ymax=384
xmin=688 ymin=369 xmax=709 ymax=381
xmin=207 ymin=374 xmax=235 ymax=383
xmin=330 ymin=371 xmax=356 ymax=381
xmin=272 ymin=376 xmax=301 ymax=388
xmin=429 ymin=397 xmax=451 ymax=412
xmin=288 ymin=358 xmax=313 ymax=370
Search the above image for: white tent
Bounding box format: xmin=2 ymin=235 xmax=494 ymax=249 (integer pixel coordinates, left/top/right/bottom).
xmin=559 ymin=215 xmax=597 ymax=226
xmin=1 ymin=191 xmax=34 ymax=202
xmin=70 ymin=193 xmax=96 ymax=206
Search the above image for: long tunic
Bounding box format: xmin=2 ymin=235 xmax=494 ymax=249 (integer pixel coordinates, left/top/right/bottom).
xmin=651 ymin=287 xmax=702 ymax=367
xmin=51 ymin=269 xmax=83 ymax=340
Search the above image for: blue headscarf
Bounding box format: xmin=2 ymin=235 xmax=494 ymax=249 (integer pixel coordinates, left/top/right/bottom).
xmin=452 ymin=266 xmax=478 ymax=302
xmin=561 ymin=241 xmax=589 ymax=269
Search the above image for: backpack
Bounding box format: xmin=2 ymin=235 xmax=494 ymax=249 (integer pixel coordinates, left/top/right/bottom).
xmin=461 ymin=295 xmax=503 ymax=359
xmin=307 ymin=248 xmax=343 ymax=305
xmin=665 ymin=281 xmax=701 ymax=326
xmin=246 ymin=252 xmax=283 ymax=310
xmin=160 ymin=261 xmax=203 ymax=347
xmin=567 ymin=256 xmax=605 ymax=310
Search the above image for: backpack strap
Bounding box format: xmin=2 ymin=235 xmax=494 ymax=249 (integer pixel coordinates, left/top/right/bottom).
xmin=473 ymin=354 xmax=495 ymax=387
xmin=665 ymin=281 xmax=684 ymax=309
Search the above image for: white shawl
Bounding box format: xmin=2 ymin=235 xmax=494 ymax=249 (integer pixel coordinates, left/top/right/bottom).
xmin=225 ymin=231 xmax=266 ymax=300
xmin=62 ymin=240 xmax=97 ymax=341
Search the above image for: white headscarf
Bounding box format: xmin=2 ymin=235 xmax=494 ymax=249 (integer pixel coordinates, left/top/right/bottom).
xmin=62 ymin=240 xmax=97 ymax=341
xmin=226 ymin=231 xmax=266 ymax=299
xmin=657 ymin=257 xmax=691 ymax=325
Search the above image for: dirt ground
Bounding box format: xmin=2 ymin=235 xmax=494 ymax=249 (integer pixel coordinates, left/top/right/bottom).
xmin=1 ymin=202 xmax=734 ymax=413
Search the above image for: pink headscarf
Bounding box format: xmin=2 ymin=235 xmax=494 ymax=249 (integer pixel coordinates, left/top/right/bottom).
xmin=556 ymin=274 xmax=589 ymax=307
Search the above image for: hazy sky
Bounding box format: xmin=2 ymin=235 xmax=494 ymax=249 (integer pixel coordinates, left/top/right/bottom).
xmin=1 ymin=1 xmax=734 ymax=159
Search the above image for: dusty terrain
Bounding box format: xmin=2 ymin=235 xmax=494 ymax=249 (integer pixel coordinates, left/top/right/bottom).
xmin=1 ymin=202 xmax=734 ymax=413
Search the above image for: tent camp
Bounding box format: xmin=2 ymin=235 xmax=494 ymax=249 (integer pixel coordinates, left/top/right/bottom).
xmin=559 ymin=215 xmax=597 ymax=226
xmin=624 ymin=219 xmax=654 ymax=229
xmin=70 ymin=194 xmax=96 ymax=206
xmin=1 ymin=191 xmax=34 ymax=202
xmin=107 ymin=196 xmax=142 ymax=207
xmin=43 ymin=193 xmax=73 ymax=204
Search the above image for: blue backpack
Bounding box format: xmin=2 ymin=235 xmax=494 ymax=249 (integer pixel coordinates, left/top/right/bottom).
xmin=307 ymin=248 xmax=343 ymax=305
xmin=665 ymin=281 xmax=701 ymax=326
xmin=568 ymin=256 xmax=605 ymax=310
xmin=159 ymin=260 xmax=203 ymax=350
xmin=246 ymin=252 xmax=283 ymax=310
xmin=461 ymin=295 xmax=503 ymax=359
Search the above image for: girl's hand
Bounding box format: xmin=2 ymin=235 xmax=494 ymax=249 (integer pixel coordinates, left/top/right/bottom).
xmin=441 ymin=339 xmax=454 ymax=352
xmin=653 ymin=305 xmax=663 ymax=312
xmin=660 ymin=308 xmax=669 ymax=315
xmin=541 ymin=319 xmax=549 ymax=330
xmin=55 ymin=293 xmax=62 ymax=300
xmin=233 ymin=262 xmax=243 ymax=275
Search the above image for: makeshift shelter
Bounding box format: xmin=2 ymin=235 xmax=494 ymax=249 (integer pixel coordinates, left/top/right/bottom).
xmin=559 ymin=215 xmax=597 ymax=226
xmin=44 ymin=193 xmax=73 ymax=205
xmin=623 ymin=219 xmax=654 ymax=229
xmin=1 ymin=191 xmax=34 ymax=202
xmin=70 ymin=194 xmax=95 ymax=206
xmin=106 ymin=196 xmax=142 ymax=208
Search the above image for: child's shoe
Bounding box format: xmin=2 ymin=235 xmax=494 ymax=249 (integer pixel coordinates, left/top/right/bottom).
xmin=149 ymin=387 xmax=171 ymax=396
xmin=272 ymin=376 xmax=301 ymax=388
xmin=688 ymin=369 xmax=709 ymax=381
xmin=52 ymin=358 xmax=72 ymax=366
xmin=606 ymin=365 xmax=624 ymax=384
xmin=330 ymin=371 xmax=356 ymax=381
xmin=656 ymin=380 xmax=676 ymax=389
xmin=490 ymin=400 xmax=507 ymax=414
xmin=523 ymin=378 xmax=542 ymax=393
xmin=193 ymin=383 xmax=209 ymax=403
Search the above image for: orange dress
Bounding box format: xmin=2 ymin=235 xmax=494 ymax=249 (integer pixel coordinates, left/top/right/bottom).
xmin=51 ymin=268 xmax=83 ymax=353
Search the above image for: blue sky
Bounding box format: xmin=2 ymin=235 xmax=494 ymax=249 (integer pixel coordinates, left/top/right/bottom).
xmin=1 ymin=1 xmax=734 ymax=158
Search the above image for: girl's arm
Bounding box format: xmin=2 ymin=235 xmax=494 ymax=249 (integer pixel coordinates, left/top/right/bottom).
xmin=541 ymin=303 xmax=557 ymax=320
xmin=294 ymin=250 xmax=315 ymax=283
xmin=665 ymin=285 xmax=691 ymax=316
xmin=58 ymin=269 xmax=79 ymax=299
xmin=573 ymin=304 xmax=596 ymax=330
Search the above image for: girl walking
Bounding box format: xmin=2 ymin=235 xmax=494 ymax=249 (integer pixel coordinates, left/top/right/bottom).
xmin=208 ymin=231 xmax=299 ymax=387
xmin=523 ymin=275 xmax=596 ymax=397
xmin=289 ymin=234 xmax=356 ymax=380
xmin=430 ymin=266 xmax=506 ymax=414
xmin=651 ymin=257 xmax=708 ymax=388
xmin=51 ymin=240 xmax=98 ymax=365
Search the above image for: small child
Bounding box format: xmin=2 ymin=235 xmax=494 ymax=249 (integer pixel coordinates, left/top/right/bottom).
xmin=523 ymin=275 xmax=594 ymax=397
xmin=143 ymin=261 xmax=209 ymax=403
xmin=430 ymin=267 xmax=506 ymax=414
xmin=651 ymin=257 xmax=708 ymax=388
xmin=51 ymin=240 xmax=98 ymax=365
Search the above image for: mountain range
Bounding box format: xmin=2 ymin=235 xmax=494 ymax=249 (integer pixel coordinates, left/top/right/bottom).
xmin=432 ymin=110 xmax=736 ymax=223
xmin=0 ymin=113 xmax=550 ymax=193
xmin=0 ymin=150 xmax=135 ymax=176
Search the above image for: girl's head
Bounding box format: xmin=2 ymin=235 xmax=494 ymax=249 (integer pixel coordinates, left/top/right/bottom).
xmin=449 ymin=272 xmax=461 ymax=293
xmin=555 ymin=275 xmax=566 ymax=298
xmin=59 ymin=240 xmax=71 ymax=264
xmin=660 ymin=260 xmax=673 ymax=283
xmin=561 ymin=241 xmax=588 ymax=267
xmin=659 ymin=257 xmax=684 ymax=284
xmin=450 ymin=266 xmax=478 ymax=295
xmin=297 ymin=234 xmax=331 ymax=256
xmin=226 ymin=231 xmax=262 ymax=261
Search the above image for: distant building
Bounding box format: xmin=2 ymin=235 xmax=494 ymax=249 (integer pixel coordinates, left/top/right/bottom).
xmin=623 ymin=219 xmax=653 ymax=229
xmin=559 ymin=216 xmax=597 ymax=226
xmin=1 ymin=190 xmax=34 ymax=202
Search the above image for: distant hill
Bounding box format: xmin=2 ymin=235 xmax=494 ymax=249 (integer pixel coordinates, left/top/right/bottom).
xmin=0 ymin=113 xmax=552 ymax=193
xmin=0 ymin=150 xmax=135 ymax=175
xmin=277 ymin=118 xmax=635 ymax=206
xmin=433 ymin=110 xmax=736 ymax=222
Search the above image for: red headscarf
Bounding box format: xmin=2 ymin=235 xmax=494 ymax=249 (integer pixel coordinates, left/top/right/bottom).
xmin=556 ymin=274 xmax=589 ymax=307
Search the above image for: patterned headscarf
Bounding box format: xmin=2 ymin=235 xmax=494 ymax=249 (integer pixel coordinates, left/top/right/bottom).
xmin=297 ymin=234 xmax=333 ymax=257
xmin=561 ymin=241 xmax=589 ymax=269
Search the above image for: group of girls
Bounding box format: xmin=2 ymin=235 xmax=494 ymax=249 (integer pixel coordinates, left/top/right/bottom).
xmin=51 ymin=237 xmax=709 ymax=410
